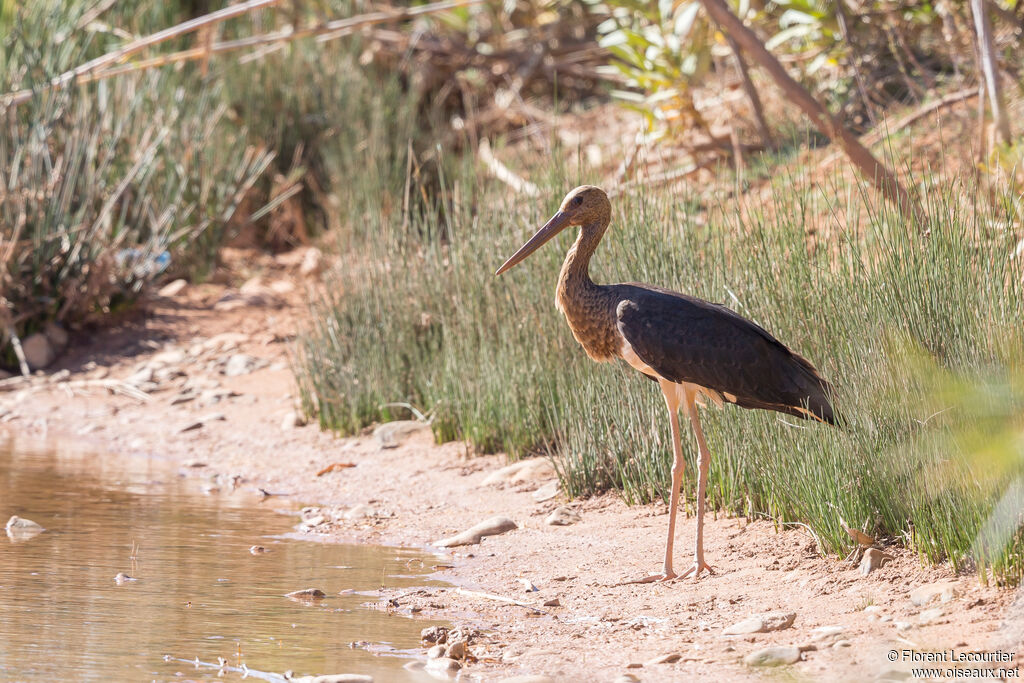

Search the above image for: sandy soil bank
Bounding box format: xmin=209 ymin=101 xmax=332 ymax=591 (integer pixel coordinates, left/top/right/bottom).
xmin=2 ymin=247 xmax=1021 ymax=683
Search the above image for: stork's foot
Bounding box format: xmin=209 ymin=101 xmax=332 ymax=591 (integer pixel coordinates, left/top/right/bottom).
xmin=678 ymin=558 xmax=715 ymax=580
xmin=617 ymin=569 xmax=678 ymax=585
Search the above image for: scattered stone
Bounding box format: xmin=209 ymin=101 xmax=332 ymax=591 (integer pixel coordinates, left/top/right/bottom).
xmin=833 ymin=640 xmax=852 ymax=648
xmin=5 ymin=515 xmax=45 ymax=539
xmin=201 ymin=332 xmax=250 ymax=353
xmin=224 ymin=354 xmax=263 ymax=377
xmin=723 ymin=611 xmax=796 ymax=635
xmin=427 ymin=645 xmax=447 ymax=659
xmin=170 ymin=391 xmax=196 ymax=405
xmin=445 ymin=640 xmax=466 ymax=659
xmin=114 ymin=572 xmax=135 ymax=584
xmin=919 ymin=607 xmax=945 ymax=624
xmin=498 ymin=677 xmax=557 ymax=683
xmin=373 ymin=420 xmax=430 ymax=448
xmin=343 ymin=504 xmax=376 ymax=520
xmin=743 ymin=646 xmax=801 ymax=667
xmin=294 ymin=676 xmax=373 ymax=683
xmin=270 ymin=279 xmax=296 ymax=295
xmin=22 ymin=333 xmax=55 ymax=369
xmin=421 ymin=626 xmax=448 ymax=645
xmin=545 ymin=506 xmax=581 ymax=526
xmin=403 ymin=661 xmax=426 ymax=672
xmin=300 ymin=247 xmax=324 ymax=277
xmin=214 ymin=289 xmax=284 ymax=311
xmin=424 ymin=657 xmax=461 ymax=674
xmin=645 ymin=653 xmax=681 ymax=665
xmin=178 ymin=413 xmax=226 ymax=432
xmin=531 ymin=480 xmax=560 ymax=502
xmin=158 ymin=279 xmax=188 ymax=297
xmin=613 ymin=674 xmax=640 ymax=683
xmin=249 ymin=546 xmax=268 ymax=555
xmin=281 ymin=411 xmax=306 ymax=430
xmin=43 ymin=322 xmax=69 ymax=350
xmin=543 ymin=598 xmax=561 ymax=607
xmin=894 ymin=621 xmax=912 ymax=631
xmin=859 ymin=548 xmax=894 ymax=575
xmin=909 ymin=581 xmax=959 ymax=606
xmin=150 ymin=348 xmax=187 ymax=367
xmin=285 ymin=588 xmax=326 ymax=600
xmin=432 ymin=516 xmax=518 ymax=547
xmin=482 ymin=458 xmax=555 ymax=486
xmin=810 ymin=625 xmax=845 ymax=643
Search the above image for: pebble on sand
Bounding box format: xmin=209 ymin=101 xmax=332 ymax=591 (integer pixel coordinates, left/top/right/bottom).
xmin=481 ymin=458 xmax=555 ymax=486
xmin=424 ymin=657 xmax=462 ymax=673
xmin=249 ymin=545 xmax=268 ymax=555
xmin=859 ymin=547 xmax=894 ymax=576
xmin=114 ymin=572 xmax=136 ymax=584
xmin=544 ymin=506 xmax=581 ymax=526
xmin=909 ymin=581 xmax=959 ymax=606
xmin=432 ymin=516 xmax=518 ymax=548
xmin=743 ymin=646 xmax=801 ymax=667
xmin=645 ymin=653 xmax=682 ymax=665
xmin=723 ymin=611 xmax=796 ymax=635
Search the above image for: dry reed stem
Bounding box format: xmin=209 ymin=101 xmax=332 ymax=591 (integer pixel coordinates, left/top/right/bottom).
xmin=0 ymin=0 xmax=484 ymax=109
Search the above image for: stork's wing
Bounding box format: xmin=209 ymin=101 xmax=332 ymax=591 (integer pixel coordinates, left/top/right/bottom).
xmin=613 ymin=284 xmax=836 ymax=424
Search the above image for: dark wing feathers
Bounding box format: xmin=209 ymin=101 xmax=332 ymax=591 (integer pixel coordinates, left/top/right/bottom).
xmin=613 ymin=283 xmax=837 ymax=424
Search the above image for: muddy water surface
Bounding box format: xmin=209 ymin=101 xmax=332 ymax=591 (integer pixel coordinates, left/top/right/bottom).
xmin=0 ymin=443 xmax=445 ymax=682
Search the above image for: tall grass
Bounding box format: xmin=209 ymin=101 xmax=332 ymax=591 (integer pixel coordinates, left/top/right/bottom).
xmin=297 ymin=141 xmax=1024 ymax=582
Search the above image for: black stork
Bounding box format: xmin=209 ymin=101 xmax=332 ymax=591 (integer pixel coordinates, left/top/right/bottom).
xmin=495 ymin=185 xmax=836 ymax=582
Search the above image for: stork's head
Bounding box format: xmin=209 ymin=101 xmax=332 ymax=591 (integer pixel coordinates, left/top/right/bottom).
xmin=495 ymin=185 xmax=611 ymax=275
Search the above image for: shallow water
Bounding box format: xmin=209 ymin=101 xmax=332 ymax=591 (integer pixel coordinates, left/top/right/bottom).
xmin=0 ymin=443 xmax=446 ymax=682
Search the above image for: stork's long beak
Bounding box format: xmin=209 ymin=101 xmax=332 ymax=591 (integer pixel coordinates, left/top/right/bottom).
xmin=495 ymin=211 xmax=571 ymax=275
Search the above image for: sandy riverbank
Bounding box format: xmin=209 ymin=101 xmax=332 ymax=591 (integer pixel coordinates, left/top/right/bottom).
xmin=2 ymin=247 xmax=1020 ymax=682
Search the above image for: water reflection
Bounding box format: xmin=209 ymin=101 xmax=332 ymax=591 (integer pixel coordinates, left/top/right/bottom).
xmin=0 ymin=441 xmax=445 ymax=682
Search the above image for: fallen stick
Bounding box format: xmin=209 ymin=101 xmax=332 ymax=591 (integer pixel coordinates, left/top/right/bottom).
xmin=454 ymin=587 xmax=549 ymax=614
xmin=477 ymin=138 xmax=539 ymax=197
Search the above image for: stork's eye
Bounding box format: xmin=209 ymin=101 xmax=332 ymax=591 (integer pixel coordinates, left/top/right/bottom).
xmin=572 ymin=196 xmax=583 ymax=207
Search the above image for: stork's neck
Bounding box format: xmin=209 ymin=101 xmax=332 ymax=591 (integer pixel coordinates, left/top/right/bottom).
xmin=558 ymin=222 xmax=605 ymax=291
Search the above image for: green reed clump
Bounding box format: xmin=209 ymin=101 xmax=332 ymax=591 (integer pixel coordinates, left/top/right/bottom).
xmin=298 ymin=145 xmax=1024 ymax=581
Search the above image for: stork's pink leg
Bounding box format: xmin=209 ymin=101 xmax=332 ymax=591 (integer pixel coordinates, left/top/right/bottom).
xmin=679 ymin=394 xmax=715 ymax=579
xmin=621 ymin=380 xmax=684 ymax=584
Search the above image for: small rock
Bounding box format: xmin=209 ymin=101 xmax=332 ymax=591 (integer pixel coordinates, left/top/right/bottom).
xmin=833 ymin=640 xmax=852 ymax=648
xmin=343 ymin=504 xmax=376 ymax=520
xmin=543 ymin=598 xmax=560 ymax=607
xmin=645 ymin=653 xmax=681 ymax=665
xmin=433 ymin=516 xmax=518 ymax=547
xmin=150 ymin=349 xmax=187 ymax=367
xmin=427 ymin=645 xmax=447 ymax=659
xmin=918 ymin=607 xmax=944 ymax=624
xmin=498 ymin=677 xmax=557 ymax=683
xmin=723 ymin=611 xmax=796 ymax=635
xmin=424 ymin=657 xmax=461 ymax=674
xmin=859 ymin=547 xmax=894 ymax=575
xmin=445 ymin=640 xmax=466 ymax=659
xmin=249 ymin=546 xmax=267 ymax=555
xmin=285 ymin=588 xmax=326 ymax=600
xmin=300 ymin=676 xmax=373 ymax=683
xmin=224 ymin=354 xmax=263 ymax=377
xmin=744 ymin=646 xmax=801 ymax=667
xmin=22 ymin=333 xmax=55 ymax=369
xmin=158 ymin=279 xmax=188 ymax=297
xmin=43 ymin=322 xmax=69 ymax=350
xmin=532 ymin=480 xmax=560 ymax=502
xmin=909 ymin=581 xmax=959 ymax=606
xmin=810 ymin=625 xmax=845 ymax=643
xmin=373 ymin=420 xmax=430 ymax=448
xmin=114 ymin=572 xmax=135 ymax=584
xmin=6 ymin=515 xmax=45 ymax=540
xmin=894 ymin=621 xmax=912 ymax=631
xmin=482 ymin=458 xmax=555 ymax=486
xmin=421 ymin=626 xmax=448 ymax=645
xmin=403 ymin=661 xmax=426 ymax=671
xmin=281 ymin=411 xmax=306 ymax=430
xmin=613 ymin=675 xmax=640 ymax=683
xmin=545 ymin=506 xmax=580 ymax=526
xmin=300 ymin=247 xmax=324 ymax=277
